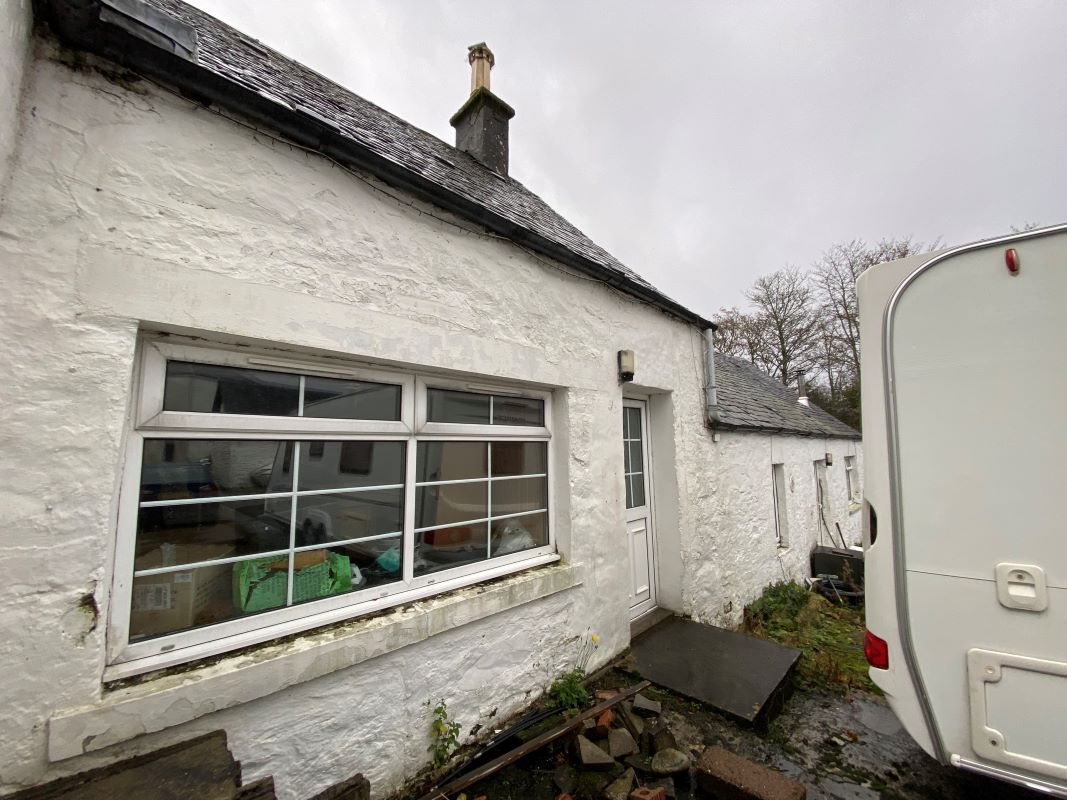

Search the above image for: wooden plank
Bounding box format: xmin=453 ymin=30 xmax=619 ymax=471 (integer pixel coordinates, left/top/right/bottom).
xmin=7 ymin=731 xmax=239 ymax=800
xmin=416 ymin=680 xmax=651 ymax=800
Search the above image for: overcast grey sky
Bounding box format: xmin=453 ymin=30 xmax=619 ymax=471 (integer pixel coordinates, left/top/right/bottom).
xmin=189 ymin=0 xmax=1066 ymax=320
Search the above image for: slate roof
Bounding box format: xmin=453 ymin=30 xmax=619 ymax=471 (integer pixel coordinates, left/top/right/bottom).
xmin=83 ymin=0 xmax=705 ymax=327
xmin=714 ymin=353 xmax=861 ymax=439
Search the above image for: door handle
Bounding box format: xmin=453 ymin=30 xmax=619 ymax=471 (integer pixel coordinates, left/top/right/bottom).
xmin=995 ymin=563 xmax=1048 ymax=612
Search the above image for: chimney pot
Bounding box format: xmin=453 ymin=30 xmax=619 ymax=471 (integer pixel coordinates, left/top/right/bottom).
xmin=468 ymin=42 xmax=494 ymax=93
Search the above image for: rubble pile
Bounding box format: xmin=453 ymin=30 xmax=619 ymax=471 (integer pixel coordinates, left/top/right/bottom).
xmin=551 ymin=689 xmax=694 ymax=800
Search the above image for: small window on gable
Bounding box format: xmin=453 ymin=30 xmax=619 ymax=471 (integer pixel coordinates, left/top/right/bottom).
xmin=845 ymin=455 xmax=860 ymax=505
xmin=772 ymin=463 xmax=788 ymax=547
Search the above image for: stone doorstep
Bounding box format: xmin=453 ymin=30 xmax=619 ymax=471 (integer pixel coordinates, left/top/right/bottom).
xmin=695 ymin=746 xmax=806 ymax=800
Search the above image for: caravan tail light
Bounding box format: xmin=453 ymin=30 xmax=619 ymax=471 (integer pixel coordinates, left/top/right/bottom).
xmin=864 ymin=629 xmax=889 ymax=670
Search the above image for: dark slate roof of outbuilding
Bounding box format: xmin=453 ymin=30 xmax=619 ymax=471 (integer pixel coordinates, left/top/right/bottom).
xmin=714 ymin=353 xmax=861 ymax=439
xmin=115 ymin=0 xmax=706 ymax=327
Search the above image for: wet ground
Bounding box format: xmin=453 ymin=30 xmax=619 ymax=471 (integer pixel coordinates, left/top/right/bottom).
xmin=458 ymin=669 xmax=1045 ymax=800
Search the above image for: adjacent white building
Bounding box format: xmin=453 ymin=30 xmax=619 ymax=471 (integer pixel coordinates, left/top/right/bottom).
xmin=0 ymin=1 xmax=861 ymax=797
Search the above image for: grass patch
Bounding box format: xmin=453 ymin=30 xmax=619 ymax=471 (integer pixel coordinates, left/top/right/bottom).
xmin=743 ymin=581 xmax=877 ymax=694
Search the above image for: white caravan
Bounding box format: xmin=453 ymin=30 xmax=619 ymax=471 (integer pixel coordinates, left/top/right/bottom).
xmin=858 ymin=224 xmax=1067 ymax=797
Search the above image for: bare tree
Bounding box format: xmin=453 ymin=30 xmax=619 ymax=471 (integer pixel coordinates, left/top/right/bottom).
xmin=810 ymin=237 xmax=926 ymax=380
xmin=745 ymin=267 xmax=820 ymax=385
xmin=711 ymin=306 xmax=766 ymax=365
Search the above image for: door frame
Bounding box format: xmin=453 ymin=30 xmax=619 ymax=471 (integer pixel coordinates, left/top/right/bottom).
xmin=624 ymin=398 xmax=658 ymax=620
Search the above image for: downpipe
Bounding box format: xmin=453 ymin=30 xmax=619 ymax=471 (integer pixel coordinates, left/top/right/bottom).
xmin=703 ymin=326 xmax=722 ymax=427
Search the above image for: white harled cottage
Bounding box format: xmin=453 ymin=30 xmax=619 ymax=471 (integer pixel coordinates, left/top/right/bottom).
xmin=0 ymin=1 xmax=862 ymax=796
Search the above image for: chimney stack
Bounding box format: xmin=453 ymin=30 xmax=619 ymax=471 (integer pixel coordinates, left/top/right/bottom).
xmin=796 ymin=372 xmax=810 ymax=406
xmin=450 ymin=42 xmax=515 ymax=175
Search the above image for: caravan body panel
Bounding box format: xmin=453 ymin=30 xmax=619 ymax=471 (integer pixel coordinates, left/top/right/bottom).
xmin=858 ymin=224 xmax=1067 ymax=795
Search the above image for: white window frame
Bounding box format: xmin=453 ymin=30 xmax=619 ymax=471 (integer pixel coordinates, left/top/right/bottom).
xmin=107 ymin=338 xmax=556 ymax=678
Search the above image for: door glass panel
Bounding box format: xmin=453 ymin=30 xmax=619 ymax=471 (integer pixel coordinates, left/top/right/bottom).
xmin=624 ymin=406 xmax=645 ymax=509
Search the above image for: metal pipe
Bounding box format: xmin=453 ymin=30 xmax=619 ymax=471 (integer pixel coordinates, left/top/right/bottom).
xmin=703 ymin=326 xmax=722 ymax=426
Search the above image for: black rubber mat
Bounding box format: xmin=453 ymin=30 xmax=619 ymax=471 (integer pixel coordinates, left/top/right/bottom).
xmin=629 ymin=615 xmax=801 ymax=725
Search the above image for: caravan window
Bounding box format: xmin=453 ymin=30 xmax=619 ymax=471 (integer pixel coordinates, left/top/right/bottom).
xmin=113 ymin=339 xmax=554 ymax=675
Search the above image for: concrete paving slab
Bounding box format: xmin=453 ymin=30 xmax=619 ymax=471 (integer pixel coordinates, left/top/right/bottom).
xmin=629 ymin=616 xmax=800 ymax=725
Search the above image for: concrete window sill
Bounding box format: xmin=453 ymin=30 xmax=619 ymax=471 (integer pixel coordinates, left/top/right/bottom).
xmin=48 ymin=561 xmax=583 ymax=763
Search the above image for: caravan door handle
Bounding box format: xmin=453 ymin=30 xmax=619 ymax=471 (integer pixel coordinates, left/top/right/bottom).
xmin=994 ymin=563 xmax=1048 ymax=612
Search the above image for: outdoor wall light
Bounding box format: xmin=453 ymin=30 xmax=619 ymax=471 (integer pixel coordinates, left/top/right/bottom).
xmin=825 ymin=452 xmax=834 ymax=466
xmin=618 ymin=350 xmax=635 ymax=383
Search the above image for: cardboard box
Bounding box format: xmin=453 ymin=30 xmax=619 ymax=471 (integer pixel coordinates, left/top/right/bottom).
xmin=130 ymin=543 xmax=235 ymax=639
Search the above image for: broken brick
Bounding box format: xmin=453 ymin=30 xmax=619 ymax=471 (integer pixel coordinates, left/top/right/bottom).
xmin=694 ymin=746 xmax=806 ymax=800
xmin=632 ymin=694 xmax=662 ymax=717
xmin=575 ymin=735 xmax=616 ymax=770
xmin=595 ymin=708 xmax=616 ymax=737
xmin=629 ymin=788 xmax=666 ymax=800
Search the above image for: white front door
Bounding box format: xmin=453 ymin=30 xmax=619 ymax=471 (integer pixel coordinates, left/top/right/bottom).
xmin=624 ymin=399 xmax=656 ymax=619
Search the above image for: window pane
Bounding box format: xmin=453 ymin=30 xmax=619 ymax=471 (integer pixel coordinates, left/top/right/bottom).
xmin=492 ymin=396 xmax=543 ymax=426
xmin=427 ymin=389 xmax=490 ymax=424
xmin=491 ymin=476 xmax=547 ymax=517
xmin=302 ymin=376 xmax=401 ymax=421
xmin=141 ymin=439 xmax=286 ymax=502
xmin=417 ymin=441 xmax=487 ymax=482
xmin=278 ymin=547 xmax=386 ymax=606
xmin=297 ymin=441 xmax=405 ymax=490
xmin=164 ymin=361 xmax=300 ymax=416
xmin=311 ymin=542 xmax=402 ymax=592
xmin=136 ymin=498 xmax=287 ymax=562
xmin=416 ymin=482 xmax=487 ymax=528
xmin=491 ymin=512 xmax=547 ymax=556
xmin=415 ymin=523 xmax=488 ymax=576
xmin=292 ymin=489 xmax=404 ymax=547
xmin=491 ymin=442 xmax=546 ymax=477
xmin=629 ymin=473 xmax=646 ymax=509
xmin=130 ymin=558 xmax=284 ymax=641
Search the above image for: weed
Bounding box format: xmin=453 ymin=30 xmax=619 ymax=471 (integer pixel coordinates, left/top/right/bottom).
xmin=427 ymin=700 xmax=461 ymax=768
xmin=547 ymin=631 xmax=599 ymax=711
xmin=548 ymin=668 xmax=590 ymax=711
xmin=743 ymin=581 xmax=877 ymax=694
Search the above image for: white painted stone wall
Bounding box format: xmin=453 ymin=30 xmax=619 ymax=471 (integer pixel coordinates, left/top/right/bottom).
xmin=0 ymin=0 xmax=33 ymax=200
xmin=0 ymin=35 xmax=863 ymax=799
xmin=680 ymin=430 xmax=863 ymax=628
